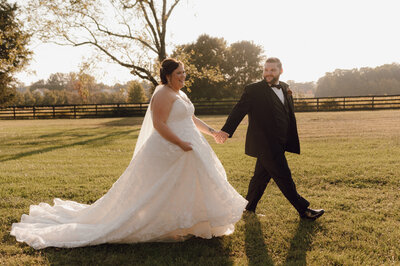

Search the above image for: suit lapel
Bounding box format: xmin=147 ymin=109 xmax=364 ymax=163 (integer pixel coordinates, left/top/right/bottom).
xmin=281 ymin=82 xmax=294 ymax=114
xmin=260 ymin=80 xmax=275 ymax=106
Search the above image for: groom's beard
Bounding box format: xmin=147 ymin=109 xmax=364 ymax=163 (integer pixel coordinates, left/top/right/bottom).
xmin=265 ymin=75 xmax=280 ymax=85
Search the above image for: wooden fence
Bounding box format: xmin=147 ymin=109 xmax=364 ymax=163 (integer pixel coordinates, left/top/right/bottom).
xmin=293 ymin=94 xmax=400 ymax=112
xmin=1 ymin=94 xmax=400 ymax=120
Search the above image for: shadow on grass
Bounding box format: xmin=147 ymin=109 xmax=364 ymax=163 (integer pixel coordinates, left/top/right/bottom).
xmin=243 ymin=213 xmax=274 ymax=266
xmin=284 ymin=219 xmax=318 ymax=265
xmin=100 ymin=117 xmax=145 ymax=127
xmin=0 ymin=129 xmax=136 ymax=163
xmin=42 ymin=237 xmax=234 ymax=265
xmin=38 ymin=128 xmax=85 ymax=139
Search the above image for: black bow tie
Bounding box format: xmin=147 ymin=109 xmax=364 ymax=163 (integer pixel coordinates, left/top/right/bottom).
xmin=270 ymin=84 xmax=282 ymax=90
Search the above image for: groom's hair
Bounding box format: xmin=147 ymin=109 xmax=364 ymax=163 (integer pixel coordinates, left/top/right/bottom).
xmin=265 ymin=57 xmax=282 ymax=70
xmin=160 ymin=58 xmax=183 ymax=84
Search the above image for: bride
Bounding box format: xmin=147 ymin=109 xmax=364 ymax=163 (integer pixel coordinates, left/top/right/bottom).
xmin=11 ymin=58 xmax=247 ymax=249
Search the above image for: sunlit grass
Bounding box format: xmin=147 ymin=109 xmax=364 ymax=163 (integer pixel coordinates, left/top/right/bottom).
xmin=1 ymin=110 xmax=400 ymax=265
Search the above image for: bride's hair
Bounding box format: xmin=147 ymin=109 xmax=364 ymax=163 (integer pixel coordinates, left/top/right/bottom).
xmin=160 ymin=58 xmax=183 ymax=84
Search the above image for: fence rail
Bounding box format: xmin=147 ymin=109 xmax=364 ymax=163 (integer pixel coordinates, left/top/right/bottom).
xmin=293 ymin=95 xmax=400 ymax=112
xmin=1 ymin=94 xmax=400 ymax=120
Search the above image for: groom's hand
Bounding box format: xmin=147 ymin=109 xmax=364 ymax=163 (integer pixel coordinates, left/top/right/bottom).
xmin=214 ymin=131 xmax=229 ymax=144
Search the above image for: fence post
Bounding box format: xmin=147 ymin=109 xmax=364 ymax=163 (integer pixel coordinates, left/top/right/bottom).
xmin=53 ymin=106 xmax=55 ymax=118
xmin=316 ymin=98 xmax=319 ymax=111
xmin=95 ymin=104 xmax=98 ymax=116
xmin=343 ymin=97 xmax=346 ymax=110
xmin=74 ymin=105 xmax=76 ymax=119
xmin=372 ymin=96 xmax=375 ymax=109
xmin=13 ymin=106 xmax=16 ymax=119
xmin=33 ymin=106 xmax=36 ymax=119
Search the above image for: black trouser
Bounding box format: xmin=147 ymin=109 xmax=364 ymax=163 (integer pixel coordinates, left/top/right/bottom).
xmin=245 ymin=150 xmax=309 ymax=214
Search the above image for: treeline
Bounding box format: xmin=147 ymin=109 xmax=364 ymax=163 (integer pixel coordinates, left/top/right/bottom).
xmin=316 ymin=63 xmax=400 ymax=97
xmin=12 ymin=72 xmax=149 ymax=106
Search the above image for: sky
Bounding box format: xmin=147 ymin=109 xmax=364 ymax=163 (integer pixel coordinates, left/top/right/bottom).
xmin=15 ymin=0 xmax=400 ymax=86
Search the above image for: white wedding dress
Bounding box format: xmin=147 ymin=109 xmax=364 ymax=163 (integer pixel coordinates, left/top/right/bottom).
xmin=11 ymin=88 xmax=247 ymax=249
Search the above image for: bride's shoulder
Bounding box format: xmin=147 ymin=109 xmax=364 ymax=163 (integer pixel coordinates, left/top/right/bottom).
xmin=153 ymin=85 xmax=170 ymax=97
xmin=151 ymin=85 xmax=175 ymax=105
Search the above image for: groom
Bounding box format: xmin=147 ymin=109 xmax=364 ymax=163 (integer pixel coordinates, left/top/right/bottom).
xmin=217 ymin=57 xmax=324 ymax=220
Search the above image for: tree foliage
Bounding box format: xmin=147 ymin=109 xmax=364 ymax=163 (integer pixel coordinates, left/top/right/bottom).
xmin=315 ymin=63 xmax=400 ymax=97
xmin=127 ymin=80 xmax=148 ymax=102
xmin=24 ymin=0 xmax=181 ymax=87
xmin=69 ymin=72 xmax=96 ymax=103
xmin=225 ymin=41 xmax=264 ymax=97
xmin=173 ymin=34 xmax=264 ymax=100
xmin=0 ymin=0 xmax=31 ymax=106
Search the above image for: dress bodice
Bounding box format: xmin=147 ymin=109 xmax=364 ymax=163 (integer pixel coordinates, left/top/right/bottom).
xmin=166 ymin=97 xmax=195 ymax=126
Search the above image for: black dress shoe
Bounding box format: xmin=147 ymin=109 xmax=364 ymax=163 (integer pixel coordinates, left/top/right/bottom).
xmin=300 ymin=208 xmax=325 ymax=220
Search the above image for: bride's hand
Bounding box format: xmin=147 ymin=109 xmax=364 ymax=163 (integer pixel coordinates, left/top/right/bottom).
xmin=178 ymin=141 xmax=193 ymax=151
xmin=213 ymin=131 xmax=229 ymax=144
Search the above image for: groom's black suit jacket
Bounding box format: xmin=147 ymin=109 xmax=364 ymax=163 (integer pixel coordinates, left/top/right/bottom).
xmin=221 ymin=79 xmax=300 ymax=159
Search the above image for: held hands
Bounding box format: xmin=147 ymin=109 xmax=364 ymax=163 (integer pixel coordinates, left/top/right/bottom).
xmin=212 ymin=131 xmax=229 ymax=144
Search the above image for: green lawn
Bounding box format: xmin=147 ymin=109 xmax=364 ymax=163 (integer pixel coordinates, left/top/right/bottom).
xmin=1 ymin=110 xmax=400 ymax=265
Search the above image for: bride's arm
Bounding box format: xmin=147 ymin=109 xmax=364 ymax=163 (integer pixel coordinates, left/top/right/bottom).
xmin=152 ymin=91 xmax=192 ymax=151
xmin=192 ymin=115 xmax=217 ymax=137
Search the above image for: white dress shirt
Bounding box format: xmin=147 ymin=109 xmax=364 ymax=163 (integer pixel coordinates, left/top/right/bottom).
xmin=271 ymin=84 xmax=285 ymax=104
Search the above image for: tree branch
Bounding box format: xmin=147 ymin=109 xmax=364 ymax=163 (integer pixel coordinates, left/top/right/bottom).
xmin=62 ymin=35 xmax=158 ymax=84
xmin=165 ymin=0 xmax=180 ymax=21
xmin=138 ymin=1 xmax=160 ymax=52
xmin=84 ymin=12 xmax=158 ymax=53
xmin=148 ymin=0 xmax=162 ymax=38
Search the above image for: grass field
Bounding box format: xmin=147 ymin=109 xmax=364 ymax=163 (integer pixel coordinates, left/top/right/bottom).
xmin=1 ymin=110 xmax=400 ymax=265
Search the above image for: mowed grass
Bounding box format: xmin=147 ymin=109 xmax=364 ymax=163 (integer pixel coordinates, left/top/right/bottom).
xmin=1 ymin=110 xmax=400 ymax=265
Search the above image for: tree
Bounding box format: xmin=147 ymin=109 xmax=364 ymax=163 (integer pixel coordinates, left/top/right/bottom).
xmin=24 ymin=0 xmax=181 ymax=87
xmin=46 ymin=73 xmax=69 ymax=91
xmin=23 ymin=90 xmax=35 ymax=105
xmin=29 ymin=79 xmax=46 ymax=91
xmin=225 ymin=41 xmax=264 ymax=97
xmin=0 ymin=0 xmax=31 ymax=106
xmin=173 ymin=35 xmax=227 ymax=100
xmin=42 ymin=89 xmax=58 ymax=105
xmin=32 ymin=90 xmax=43 ymax=105
xmin=109 ymin=88 xmax=127 ymax=103
xmin=12 ymin=90 xmax=24 ymax=105
xmin=173 ymin=35 xmax=264 ymax=100
xmin=68 ymin=72 xmax=96 ymax=103
xmin=127 ymin=80 xmax=148 ymax=103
